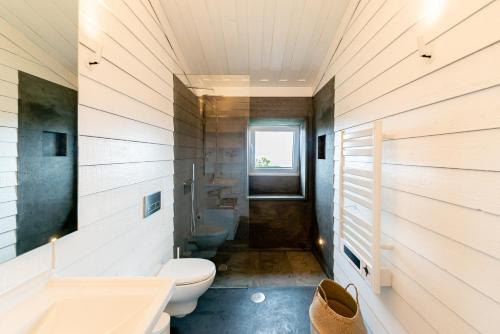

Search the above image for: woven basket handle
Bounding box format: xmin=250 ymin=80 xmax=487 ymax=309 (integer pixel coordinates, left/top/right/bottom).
xmin=344 ymin=283 xmax=360 ymax=305
xmin=316 ymin=284 xmax=329 ymax=309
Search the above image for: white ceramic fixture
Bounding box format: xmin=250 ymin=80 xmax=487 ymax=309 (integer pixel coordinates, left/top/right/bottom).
xmin=203 ymin=177 xmax=239 ymax=191
xmin=157 ymin=258 xmax=216 ymax=317
xmin=0 ymin=277 xmax=175 ymax=334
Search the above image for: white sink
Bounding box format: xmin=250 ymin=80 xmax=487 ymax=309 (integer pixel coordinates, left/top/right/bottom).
xmin=0 ymin=277 xmax=175 ymax=334
xmin=204 ymin=178 xmax=239 ymax=190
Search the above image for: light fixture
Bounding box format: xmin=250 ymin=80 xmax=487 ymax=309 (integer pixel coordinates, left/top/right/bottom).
xmin=422 ymin=0 xmax=446 ymax=25
xmin=318 ymin=238 xmax=325 ymax=246
xmin=50 ymin=236 xmax=58 ymax=270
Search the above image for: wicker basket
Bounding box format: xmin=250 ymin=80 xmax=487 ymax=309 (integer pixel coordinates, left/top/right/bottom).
xmin=309 ymin=279 xmax=367 ymax=334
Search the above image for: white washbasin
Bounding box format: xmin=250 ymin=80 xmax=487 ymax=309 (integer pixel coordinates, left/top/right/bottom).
xmin=0 ymin=277 xmax=175 ymax=334
xmin=204 ymin=178 xmax=239 ymax=190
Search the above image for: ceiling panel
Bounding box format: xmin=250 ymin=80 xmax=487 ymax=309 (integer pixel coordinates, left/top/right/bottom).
xmin=0 ymin=0 xmax=77 ymax=74
xmin=159 ymin=0 xmax=349 ymax=87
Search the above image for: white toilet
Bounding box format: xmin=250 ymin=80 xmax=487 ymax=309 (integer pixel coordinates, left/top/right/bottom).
xmin=158 ymin=258 xmax=216 ymax=317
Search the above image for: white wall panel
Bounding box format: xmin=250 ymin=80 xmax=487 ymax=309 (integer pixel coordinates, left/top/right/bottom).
xmin=160 ymin=0 xmax=349 ymax=87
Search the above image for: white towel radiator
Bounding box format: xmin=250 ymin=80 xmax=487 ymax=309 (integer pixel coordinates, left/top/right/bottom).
xmin=338 ymin=121 xmax=392 ymax=293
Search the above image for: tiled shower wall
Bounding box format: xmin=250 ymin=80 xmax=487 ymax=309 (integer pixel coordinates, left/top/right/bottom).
xmin=172 ymin=76 xmax=203 ymax=252
xmin=312 ymin=76 xmax=335 ymax=277
xmin=248 ymin=97 xmax=314 ymax=249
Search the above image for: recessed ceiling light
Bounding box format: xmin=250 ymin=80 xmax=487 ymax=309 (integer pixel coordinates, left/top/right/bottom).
xmin=279 ymin=79 xmax=288 ymax=82
xmin=298 ymin=79 xmax=307 ymax=82
xmin=259 ymin=79 xmax=269 ymax=82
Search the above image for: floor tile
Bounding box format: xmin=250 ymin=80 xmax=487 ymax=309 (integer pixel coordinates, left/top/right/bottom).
xmin=171 ymin=287 xmax=315 ymax=334
xmin=212 ymin=250 xmax=326 ymax=288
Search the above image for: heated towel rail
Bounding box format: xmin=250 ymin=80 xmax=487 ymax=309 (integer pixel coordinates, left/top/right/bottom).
xmin=338 ymin=121 xmax=392 ymax=293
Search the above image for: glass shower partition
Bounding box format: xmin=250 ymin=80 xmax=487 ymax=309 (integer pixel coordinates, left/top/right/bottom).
xmin=172 ymin=74 xmax=250 ymax=266
xmin=202 ymin=95 xmax=250 ymax=251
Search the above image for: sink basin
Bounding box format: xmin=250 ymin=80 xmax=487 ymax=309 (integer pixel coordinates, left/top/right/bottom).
xmin=0 ymin=277 xmax=175 ymax=334
xmin=204 ymin=178 xmax=239 ymax=190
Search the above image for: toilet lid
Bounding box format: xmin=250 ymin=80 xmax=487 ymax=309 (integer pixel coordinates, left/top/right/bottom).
xmin=158 ymin=258 xmax=216 ymax=285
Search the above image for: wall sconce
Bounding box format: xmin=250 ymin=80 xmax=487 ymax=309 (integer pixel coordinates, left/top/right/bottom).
xmin=422 ymin=0 xmax=446 ymax=25
xmin=50 ymin=236 xmax=58 ymax=270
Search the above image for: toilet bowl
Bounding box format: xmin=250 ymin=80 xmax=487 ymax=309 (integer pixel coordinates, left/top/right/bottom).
xmin=158 ymin=258 xmax=216 ymax=317
xmin=190 ymin=224 xmax=228 ymax=258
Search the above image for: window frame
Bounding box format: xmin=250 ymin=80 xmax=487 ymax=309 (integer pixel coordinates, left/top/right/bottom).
xmin=248 ymin=125 xmax=301 ymax=176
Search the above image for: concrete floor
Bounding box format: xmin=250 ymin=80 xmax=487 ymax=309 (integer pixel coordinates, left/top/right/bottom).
xmin=170 ymin=287 xmax=315 ymax=334
xmin=212 ymin=250 xmax=326 ymax=287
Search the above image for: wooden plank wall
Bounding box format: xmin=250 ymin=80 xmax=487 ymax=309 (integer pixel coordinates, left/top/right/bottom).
xmin=316 ymin=0 xmax=500 ymax=333
xmin=0 ymin=0 xmax=179 ymax=294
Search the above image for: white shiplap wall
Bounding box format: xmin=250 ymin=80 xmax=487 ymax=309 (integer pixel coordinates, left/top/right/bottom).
xmin=315 ymin=0 xmax=500 ymax=333
xmin=0 ymin=0 xmax=178 ymax=294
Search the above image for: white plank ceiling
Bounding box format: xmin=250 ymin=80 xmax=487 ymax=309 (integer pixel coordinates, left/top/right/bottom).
xmin=159 ymin=0 xmax=349 ymax=87
xmin=0 ymin=0 xmax=78 ymax=75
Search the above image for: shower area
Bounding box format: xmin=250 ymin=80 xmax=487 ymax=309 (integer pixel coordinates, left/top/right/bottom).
xmin=172 ymin=74 xmax=250 ymax=255
xmin=172 ymin=74 xmax=326 ymax=288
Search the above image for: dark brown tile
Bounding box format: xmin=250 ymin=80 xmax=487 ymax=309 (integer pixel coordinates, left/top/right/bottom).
xmin=212 ymin=251 xmax=325 ymax=288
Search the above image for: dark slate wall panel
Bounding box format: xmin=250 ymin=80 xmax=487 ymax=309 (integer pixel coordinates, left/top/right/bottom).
xmin=17 ymin=72 xmax=78 ymax=255
xmin=248 ymin=175 xmax=300 ymax=195
xmin=312 ymin=77 xmax=335 ymax=277
xmin=248 ymin=97 xmax=314 ymax=249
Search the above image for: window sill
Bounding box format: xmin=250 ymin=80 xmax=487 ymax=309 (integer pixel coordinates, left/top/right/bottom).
xmin=248 ymin=195 xmax=306 ymax=201
xmin=248 ymin=173 xmax=300 ymax=177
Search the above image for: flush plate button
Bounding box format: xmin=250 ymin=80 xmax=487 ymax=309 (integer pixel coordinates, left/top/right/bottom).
xmin=144 ymin=191 xmax=161 ymax=218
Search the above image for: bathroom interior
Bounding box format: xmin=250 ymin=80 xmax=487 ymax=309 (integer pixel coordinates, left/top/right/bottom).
xmin=0 ymin=0 xmax=498 ymax=333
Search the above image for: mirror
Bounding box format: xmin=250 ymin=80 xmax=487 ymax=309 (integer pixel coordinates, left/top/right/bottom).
xmin=0 ymin=1 xmax=78 ymax=263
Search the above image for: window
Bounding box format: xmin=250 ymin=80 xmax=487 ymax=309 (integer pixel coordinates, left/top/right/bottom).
xmin=249 ymin=125 xmax=300 ymax=175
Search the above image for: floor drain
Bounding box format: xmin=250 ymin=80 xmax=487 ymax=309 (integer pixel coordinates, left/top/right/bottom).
xmin=250 ymin=292 xmax=266 ymax=303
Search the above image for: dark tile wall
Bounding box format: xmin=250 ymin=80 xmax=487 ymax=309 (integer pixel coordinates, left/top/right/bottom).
xmin=248 ymin=175 xmax=300 ymax=195
xmin=312 ymin=77 xmax=335 ymax=277
xmin=17 ymin=72 xmax=78 ymax=255
xmin=172 ymin=76 xmax=204 ymax=253
xmin=248 ymin=97 xmax=315 ymax=249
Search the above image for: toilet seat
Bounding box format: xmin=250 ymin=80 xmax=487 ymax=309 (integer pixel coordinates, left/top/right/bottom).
xmin=158 ymin=258 xmax=216 ymax=286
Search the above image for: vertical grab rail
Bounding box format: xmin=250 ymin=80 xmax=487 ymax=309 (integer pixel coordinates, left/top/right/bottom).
xmin=339 ymin=121 xmax=391 ymax=294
